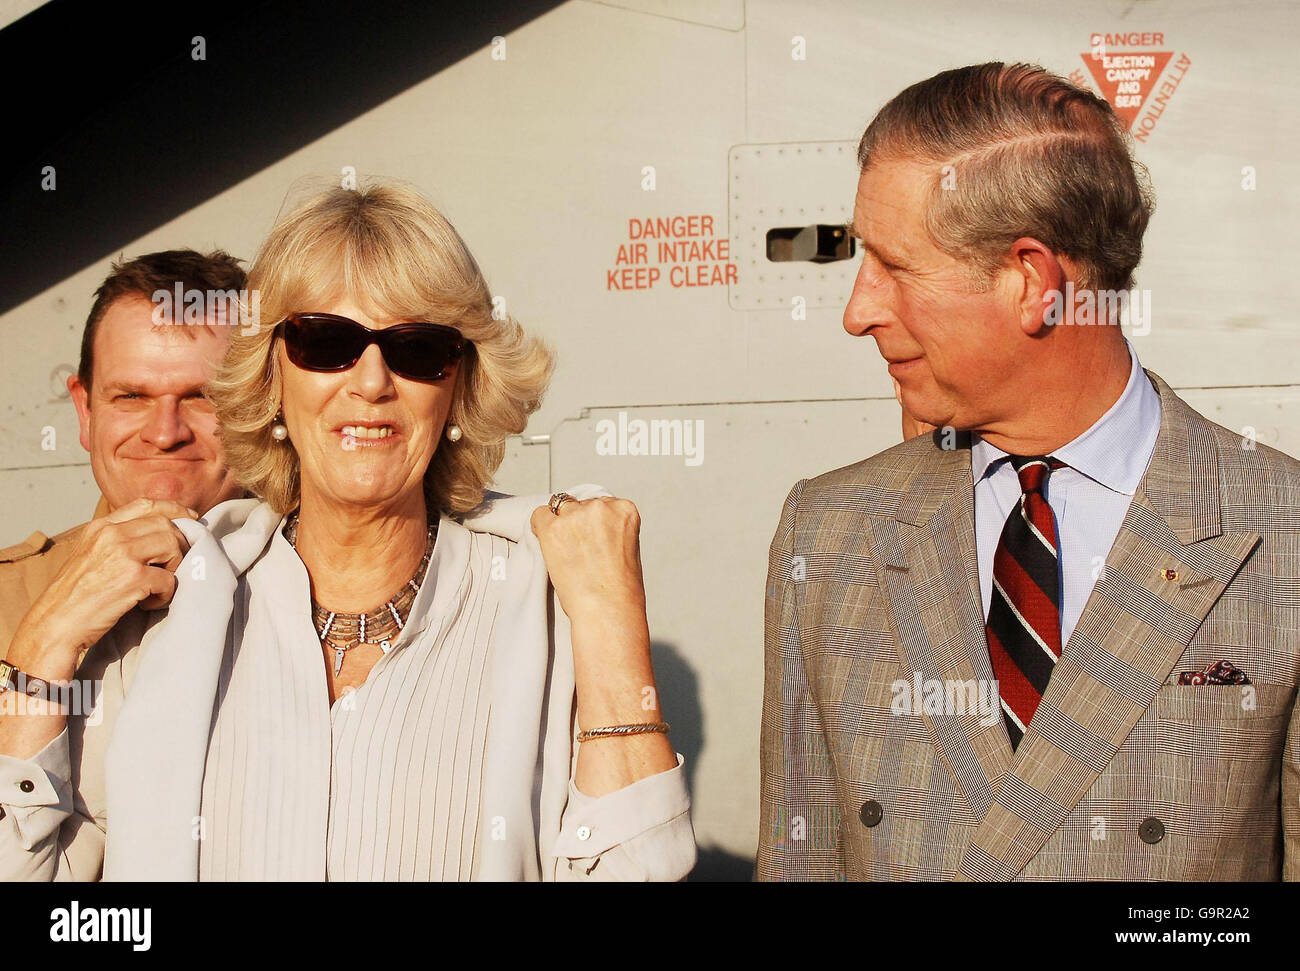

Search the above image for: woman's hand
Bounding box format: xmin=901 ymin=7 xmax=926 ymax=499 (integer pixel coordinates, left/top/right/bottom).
xmin=894 ymin=377 xmax=938 ymax=441
xmin=530 ymin=494 xmax=675 ymax=796
xmin=529 ymin=495 xmax=647 ymax=624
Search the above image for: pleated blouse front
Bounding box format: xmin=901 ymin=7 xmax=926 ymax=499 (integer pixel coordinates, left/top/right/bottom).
xmin=196 ymin=514 xmax=506 ymax=880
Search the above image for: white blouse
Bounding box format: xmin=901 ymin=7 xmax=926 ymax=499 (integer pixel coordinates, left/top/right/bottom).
xmin=0 ymin=491 xmax=696 ymax=881
xmin=198 ymin=518 xmax=501 ymax=879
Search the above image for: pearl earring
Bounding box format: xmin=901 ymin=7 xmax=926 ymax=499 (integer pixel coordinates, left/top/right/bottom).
xmin=445 ymin=423 xmax=463 ymax=443
xmin=271 ymin=414 xmax=288 ymax=441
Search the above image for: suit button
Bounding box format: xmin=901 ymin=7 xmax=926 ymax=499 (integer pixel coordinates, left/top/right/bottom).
xmin=859 ymin=799 xmax=883 ymax=827
xmin=0 ymin=806 xmax=5 ymax=820
xmin=1139 ymin=817 xmax=1165 ymax=844
xmin=18 ymin=780 xmax=34 ymax=794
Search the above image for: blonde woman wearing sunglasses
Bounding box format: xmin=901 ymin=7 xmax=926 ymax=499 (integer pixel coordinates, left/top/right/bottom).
xmin=0 ymin=181 xmax=694 ymax=881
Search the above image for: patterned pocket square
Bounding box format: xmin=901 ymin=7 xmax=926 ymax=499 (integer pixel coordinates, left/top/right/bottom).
xmin=1176 ymin=659 xmax=1251 ymax=685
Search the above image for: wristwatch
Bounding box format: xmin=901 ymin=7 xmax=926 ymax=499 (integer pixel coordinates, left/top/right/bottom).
xmin=0 ymin=660 xmax=58 ymax=702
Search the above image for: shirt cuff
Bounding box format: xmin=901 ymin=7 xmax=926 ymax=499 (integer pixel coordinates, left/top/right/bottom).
xmin=554 ymin=753 xmax=691 ymax=860
xmin=0 ymin=726 xmax=74 ymax=850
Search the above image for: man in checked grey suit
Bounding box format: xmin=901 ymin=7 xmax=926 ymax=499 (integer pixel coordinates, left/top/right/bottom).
xmin=758 ymin=62 xmax=1300 ymax=881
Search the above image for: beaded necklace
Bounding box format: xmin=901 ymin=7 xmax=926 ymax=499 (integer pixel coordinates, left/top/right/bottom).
xmin=285 ymin=513 xmax=436 ymax=675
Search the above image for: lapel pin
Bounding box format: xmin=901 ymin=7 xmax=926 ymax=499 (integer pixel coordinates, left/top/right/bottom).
xmin=1162 ymin=568 xmax=1180 ymax=582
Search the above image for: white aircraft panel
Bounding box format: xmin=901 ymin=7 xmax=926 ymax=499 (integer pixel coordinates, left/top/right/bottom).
xmin=728 ymin=140 xmax=858 ymax=311
xmin=1 ymin=0 xmax=1296 ymax=878
xmin=0 ymin=464 xmax=99 ymax=540
xmin=1176 ymin=385 xmax=1300 ymax=458
xmin=548 ymin=395 xmax=905 ymax=877
xmin=595 ymin=0 xmax=744 ymax=30
xmin=742 ymin=0 xmax=1300 ymax=385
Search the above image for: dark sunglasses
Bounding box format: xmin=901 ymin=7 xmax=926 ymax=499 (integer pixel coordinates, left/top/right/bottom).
xmin=277 ymin=313 xmax=468 ymax=382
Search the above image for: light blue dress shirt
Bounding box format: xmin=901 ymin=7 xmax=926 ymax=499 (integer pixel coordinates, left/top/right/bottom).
xmin=972 ymin=340 xmax=1163 ymax=645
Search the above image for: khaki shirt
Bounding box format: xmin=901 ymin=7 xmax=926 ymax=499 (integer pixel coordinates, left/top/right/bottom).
xmin=0 ymin=497 xmax=111 ymax=660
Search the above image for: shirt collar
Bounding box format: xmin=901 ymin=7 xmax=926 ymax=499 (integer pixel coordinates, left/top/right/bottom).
xmin=971 ymin=338 xmax=1161 ymax=496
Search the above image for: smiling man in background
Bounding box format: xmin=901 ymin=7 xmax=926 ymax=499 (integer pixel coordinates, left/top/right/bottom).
xmin=759 ymin=62 xmax=1300 ymax=881
xmin=0 ymin=250 xmax=249 ymax=670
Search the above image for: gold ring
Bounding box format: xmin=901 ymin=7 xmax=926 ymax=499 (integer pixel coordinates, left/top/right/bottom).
xmin=548 ymin=492 xmax=574 ymax=515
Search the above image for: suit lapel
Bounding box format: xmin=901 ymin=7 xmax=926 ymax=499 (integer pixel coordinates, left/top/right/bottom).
xmin=955 ymin=372 xmax=1261 ymax=880
xmin=869 ymin=433 xmax=1013 ymax=823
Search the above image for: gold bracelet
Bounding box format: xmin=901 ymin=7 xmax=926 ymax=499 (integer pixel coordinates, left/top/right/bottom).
xmin=576 ymin=721 xmax=670 ymax=743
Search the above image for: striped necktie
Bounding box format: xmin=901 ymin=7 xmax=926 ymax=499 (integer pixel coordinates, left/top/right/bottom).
xmin=985 ymin=455 xmax=1067 ymax=750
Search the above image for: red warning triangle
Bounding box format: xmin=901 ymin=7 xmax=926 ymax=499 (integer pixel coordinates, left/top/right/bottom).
xmin=1081 ymin=50 xmax=1173 ymax=128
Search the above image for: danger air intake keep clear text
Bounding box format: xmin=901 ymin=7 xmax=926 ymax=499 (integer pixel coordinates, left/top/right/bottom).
xmin=606 ymin=215 xmax=738 ymax=291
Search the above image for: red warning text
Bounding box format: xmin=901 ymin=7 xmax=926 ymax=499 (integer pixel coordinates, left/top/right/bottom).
xmin=606 ymin=214 xmax=738 ymax=291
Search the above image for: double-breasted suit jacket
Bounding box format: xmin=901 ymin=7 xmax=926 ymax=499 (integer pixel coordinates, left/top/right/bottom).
xmin=758 ymin=371 xmax=1300 ymax=880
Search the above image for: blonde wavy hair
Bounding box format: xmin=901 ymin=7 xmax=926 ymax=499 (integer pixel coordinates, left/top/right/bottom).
xmin=208 ymin=179 xmax=554 ymax=515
